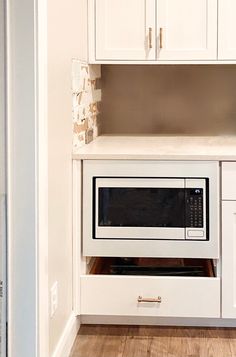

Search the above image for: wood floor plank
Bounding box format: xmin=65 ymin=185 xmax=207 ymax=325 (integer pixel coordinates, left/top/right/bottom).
xmin=70 ymin=326 xmax=127 ymax=357
xmin=70 ymin=325 xmax=236 ymax=357
xmin=122 ymin=336 xmax=151 ymax=357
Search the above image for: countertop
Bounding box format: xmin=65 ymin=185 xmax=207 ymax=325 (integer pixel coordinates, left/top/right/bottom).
xmin=72 ymin=135 xmax=236 ymax=161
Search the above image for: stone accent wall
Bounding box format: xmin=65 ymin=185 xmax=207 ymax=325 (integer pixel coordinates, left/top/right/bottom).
xmin=72 ymin=60 xmax=101 ymax=152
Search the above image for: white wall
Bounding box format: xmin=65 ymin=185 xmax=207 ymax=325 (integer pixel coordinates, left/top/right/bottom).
xmin=101 ymin=65 xmax=236 ymax=135
xmin=47 ymin=0 xmax=87 ymax=354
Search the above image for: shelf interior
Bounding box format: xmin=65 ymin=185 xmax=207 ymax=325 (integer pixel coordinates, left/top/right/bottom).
xmin=89 ymin=257 xmax=215 ymax=277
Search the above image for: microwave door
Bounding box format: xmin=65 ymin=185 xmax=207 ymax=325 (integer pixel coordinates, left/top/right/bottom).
xmin=95 ymin=178 xmax=186 ymax=240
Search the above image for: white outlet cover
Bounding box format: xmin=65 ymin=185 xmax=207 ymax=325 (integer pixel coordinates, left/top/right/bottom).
xmin=50 ymin=281 xmax=58 ymax=318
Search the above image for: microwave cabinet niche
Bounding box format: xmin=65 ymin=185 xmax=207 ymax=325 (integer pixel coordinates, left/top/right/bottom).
xmin=82 ymin=160 xmax=219 ymax=258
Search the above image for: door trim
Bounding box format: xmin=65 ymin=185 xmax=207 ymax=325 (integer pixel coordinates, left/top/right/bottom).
xmin=6 ymin=0 xmax=49 ymax=356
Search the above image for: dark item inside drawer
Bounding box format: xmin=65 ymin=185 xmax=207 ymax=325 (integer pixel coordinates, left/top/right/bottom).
xmin=89 ymin=257 xmax=215 ymax=277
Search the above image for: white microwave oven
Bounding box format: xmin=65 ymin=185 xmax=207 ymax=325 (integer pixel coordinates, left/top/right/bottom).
xmin=83 ymin=160 xmax=219 ymax=258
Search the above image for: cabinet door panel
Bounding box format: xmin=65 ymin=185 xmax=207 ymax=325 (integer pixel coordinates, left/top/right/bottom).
xmin=218 ymin=0 xmax=236 ymax=60
xmin=95 ymin=0 xmax=155 ymax=60
xmin=222 ymin=162 xmax=236 ymax=200
xmin=157 ymin=0 xmax=217 ymax=60
xmin=222 ymin=201 xmax=236 ymax=318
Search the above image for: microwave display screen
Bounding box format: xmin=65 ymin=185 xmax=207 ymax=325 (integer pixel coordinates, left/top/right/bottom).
xmin=98 ymin=187 xmax=203 ymax=228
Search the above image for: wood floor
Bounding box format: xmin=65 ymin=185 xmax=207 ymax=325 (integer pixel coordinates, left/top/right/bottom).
xmin=70 ymin=325 xmax=236 ymax=357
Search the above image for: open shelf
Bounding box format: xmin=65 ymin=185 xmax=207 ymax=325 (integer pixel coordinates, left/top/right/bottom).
xmin=89 ymin=257 xmax=215 ymax=277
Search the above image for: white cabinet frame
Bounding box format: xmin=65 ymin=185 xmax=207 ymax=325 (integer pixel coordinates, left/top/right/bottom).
xmin=222 ymin=201 xmax=236 ymax=318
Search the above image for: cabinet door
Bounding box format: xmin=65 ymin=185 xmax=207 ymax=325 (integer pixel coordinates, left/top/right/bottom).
xmin=95 ymin=0 xmax=156 ymax=61
xmin=222 ymin=201 xmax=236 ymax=318
xmin=157 ymin=0 xmax=217 ymax=60
xmin=218 ymin=0 xmax=236 ymax=60
xmin=222 ymin=162 xmax=236 ymax=200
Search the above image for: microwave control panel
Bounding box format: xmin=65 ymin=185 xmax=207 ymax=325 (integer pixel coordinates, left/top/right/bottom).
xmin=186 ymin=189 xmax=204 ymax=228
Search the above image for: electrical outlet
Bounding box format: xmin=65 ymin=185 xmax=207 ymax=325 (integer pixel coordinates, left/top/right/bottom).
xmin=50 ymin=281 xmax=58 ymax=318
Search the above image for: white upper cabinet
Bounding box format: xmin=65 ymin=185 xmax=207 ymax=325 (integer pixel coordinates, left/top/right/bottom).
xmin=157 ymin=0 xmax=217 ymax=60
xmin=89 ymin=0 xmax=236 ymax=63
xmin=94 ymin=0 xmax=156 ymax=61
xmin=218 ymin=0 xmax=236 ymax=60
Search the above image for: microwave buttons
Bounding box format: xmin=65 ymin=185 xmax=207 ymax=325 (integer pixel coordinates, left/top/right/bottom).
xmin=187 ymin=230 xmax=205 ymax=239
xmin=186 ymin=188 xmax=204 ymax=229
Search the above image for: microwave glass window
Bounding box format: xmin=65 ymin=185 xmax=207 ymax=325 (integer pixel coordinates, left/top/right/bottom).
xmin=98 ymin=187 xmax=186 ymax=228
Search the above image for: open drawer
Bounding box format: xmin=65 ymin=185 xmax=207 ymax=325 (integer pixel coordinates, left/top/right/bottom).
xmin=80 ymin=258 xmax=220 ymax=318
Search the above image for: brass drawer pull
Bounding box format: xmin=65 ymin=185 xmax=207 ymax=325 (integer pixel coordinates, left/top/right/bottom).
xmin=160 ymin=27 xmax=163 ymax=49
xmin=138 ymin=296 xmax=162 ymax=303
xmin=148 ymin=27 xmax=153 ymax=49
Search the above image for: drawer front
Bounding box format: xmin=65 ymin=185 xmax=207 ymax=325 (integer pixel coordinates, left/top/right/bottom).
xmin=222 ymin=162 xmax=236 ymax=200
xmin=81 ymin=276 xmax=220 ymax=318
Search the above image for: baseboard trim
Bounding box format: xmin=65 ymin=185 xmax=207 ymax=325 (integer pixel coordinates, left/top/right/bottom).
xmin=81 ymin=315 xmax=236 ymax=328
xmin=51 ymin=313 xmax=80 ymax=357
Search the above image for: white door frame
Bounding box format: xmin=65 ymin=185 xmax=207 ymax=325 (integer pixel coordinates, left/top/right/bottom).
xmin=6 ymin=0 xmax=49 ymax=356
xmin=36 ymin=1 xmax=49 ymax=356
xmin=0 ymin=1 xmax=7 ymax=356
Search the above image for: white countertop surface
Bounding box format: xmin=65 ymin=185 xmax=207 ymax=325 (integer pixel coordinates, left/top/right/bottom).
xmin=73 ymin=135 xmax=236 ymax=161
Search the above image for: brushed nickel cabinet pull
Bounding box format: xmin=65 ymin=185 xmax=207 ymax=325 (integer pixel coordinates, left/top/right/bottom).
xmin=160 ymin=27 xmax=163 ymax=49
xmin=148 ymin=27 xmax=153 ymax=49
xmin=138 ymin=296 xmax=162 ymax=303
